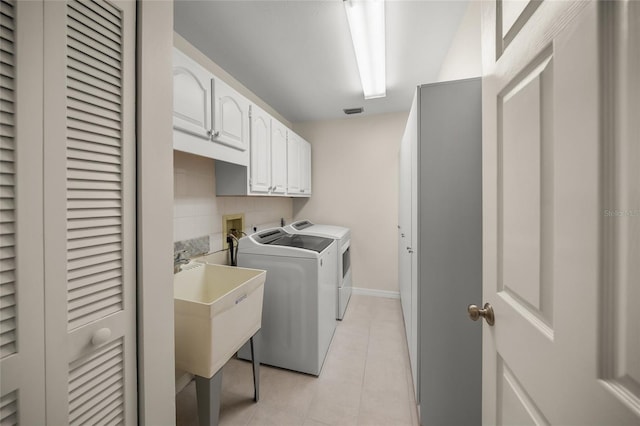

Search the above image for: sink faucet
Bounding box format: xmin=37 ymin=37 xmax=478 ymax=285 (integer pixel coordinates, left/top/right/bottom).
xmin=174 ymin=249 xmax=190 ymax=274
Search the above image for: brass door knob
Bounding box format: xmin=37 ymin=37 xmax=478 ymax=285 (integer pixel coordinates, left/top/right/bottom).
xmin=468 ymin=303 xmax=495 ymax=326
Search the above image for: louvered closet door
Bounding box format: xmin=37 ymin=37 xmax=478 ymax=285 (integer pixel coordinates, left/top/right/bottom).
xmin=0 ymin=0 xmax=46 ymax=424
xmin=43 ymin=0 xmax=136 ymax=424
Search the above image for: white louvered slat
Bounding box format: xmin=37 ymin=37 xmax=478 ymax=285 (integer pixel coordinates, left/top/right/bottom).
xmin=68 ymin=295 xmax=122 ymax=330
xmin=67 ymin=169 xmax=120 ymax=183
xmin=68 ymin=86 xmax=121 ymax=113
xmin=67 ymin=208 xmax=121 ymax=220
xmin=67 ymin=233 xmax=121 ymax=250
xmin=69 ymin=0 xmax=121 ymax=33
xmin=67 ymin=258 xmax=121 ymax=282
xmin=68 ymin=339 xmax=124 ymax=426
xmin=68 ymin=225 xmax=121 ymax=240
xmin=68 ymin=217 xmax=122 ymax=231
xmin=0 ymin=0 xmax=15 ymax=361
xmin=67 ymin=241 xmax=120 ymax=259
xmin=0 ymin=135 xmax=12 ymax=150
xmin=65 ymin=0 xmax=124 ymax=333
xmin=67 ymin=128 xmax=121 ymax=149
xmin=0 ymin=390 xmax=17 ymax=425
xmin=69 ymin=276 xmax=121 ymax=302
xmin=67 ymin=97 xmax=121 ymax=122
xmin=67 ymin=139 xmax=121 ymax=157
xmin=66 ymin=72 xmax=121 ymax=104
xmin=67 ymin=105 xmax=121 ymax=131
xmin=67 ymin=200 xmax=122 ymax=211
xmin=68 ymin=268 xmax=121 ymax=292
xmin=67 ymin=12 xmax=121 ymax=53
xmin=67 ymin=118 xmax=120 ymax=139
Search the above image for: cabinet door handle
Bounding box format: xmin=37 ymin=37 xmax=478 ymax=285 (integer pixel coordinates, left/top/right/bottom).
xmin=407 ymin=247 xmax=414 ymax=253
xmin=210 ymin=130 xmax=220 ymax=139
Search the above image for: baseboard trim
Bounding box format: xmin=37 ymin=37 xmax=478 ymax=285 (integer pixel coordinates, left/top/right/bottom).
xmin=352 ymin=287 xmax=400 ymax=299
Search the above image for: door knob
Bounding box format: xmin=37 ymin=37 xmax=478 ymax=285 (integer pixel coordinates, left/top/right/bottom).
xmin=91 ymin=327 xmax=112 ymax=346
xmin=467 ymin=303 xmax=495 ymax=326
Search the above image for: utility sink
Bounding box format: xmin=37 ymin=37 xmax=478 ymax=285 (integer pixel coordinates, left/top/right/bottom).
xmin=174 ymin=262 xmax=266 ymax=379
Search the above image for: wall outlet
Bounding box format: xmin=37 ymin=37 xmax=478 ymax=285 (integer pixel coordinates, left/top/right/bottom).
xmin=222 ymin=213 xmax=245 ymax=248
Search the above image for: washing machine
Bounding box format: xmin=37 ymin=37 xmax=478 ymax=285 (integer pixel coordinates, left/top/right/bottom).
xmin=236 ymin=228 xmax=337 ymax=376
xmin=284 ymin=220 xmax=352 ymax=320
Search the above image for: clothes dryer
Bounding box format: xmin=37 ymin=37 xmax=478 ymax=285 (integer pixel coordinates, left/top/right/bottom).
xmin=284 ymin=220 xmax=352 ymax=320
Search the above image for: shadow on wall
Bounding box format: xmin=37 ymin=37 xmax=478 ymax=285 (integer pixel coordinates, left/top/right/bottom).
xmin=292 ymin=198 xmax=310 ymax=219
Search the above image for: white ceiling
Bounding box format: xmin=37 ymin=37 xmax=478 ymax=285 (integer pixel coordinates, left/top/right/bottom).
xmin=174 ymin=0 xmax=469 ymax=123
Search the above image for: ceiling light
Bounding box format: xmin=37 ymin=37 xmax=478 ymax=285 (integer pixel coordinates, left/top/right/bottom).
xmin=343 ymin=0 xmax=386 ymax=99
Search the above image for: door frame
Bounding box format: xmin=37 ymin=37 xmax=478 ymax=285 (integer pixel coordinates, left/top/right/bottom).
xmin=136 ymin=1 xmax=177 ymax=424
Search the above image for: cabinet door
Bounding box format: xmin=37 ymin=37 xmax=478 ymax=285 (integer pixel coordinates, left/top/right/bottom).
xmin=399 ymin=91 xmax=418 ymax=399
xmin=299 ymin=138 xmax=311 ymax=195
xmin=270 ymin=120 xmax=288 ymax=195
xmin=173 ymin=49 xmax=212 ymax=141
xmin=212 ymin=77 xmax=249 ymax=151
xmin=286 ymin=131 xmax=301 ymax=194
xmin=249 ymin=105 xmax=271 ymax=194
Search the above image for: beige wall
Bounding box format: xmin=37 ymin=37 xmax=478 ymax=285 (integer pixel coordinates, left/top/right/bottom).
xmin=437 ymin=0 xmax=482 ymax=82
xmin=292 ymin=112 xmax=408 ymax=294
xmin=173 ymin=151 xmax=293 ymax=251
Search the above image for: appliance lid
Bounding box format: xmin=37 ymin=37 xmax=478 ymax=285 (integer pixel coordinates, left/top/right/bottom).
xmin=265 ymin=233 xmax=333 ymax=253
xmin=291 ymin=220 xmax=315 ymax=230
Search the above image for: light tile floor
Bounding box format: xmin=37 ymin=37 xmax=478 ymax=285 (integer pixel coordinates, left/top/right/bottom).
xmin=176 ymin=295 xmax=419 ymax=426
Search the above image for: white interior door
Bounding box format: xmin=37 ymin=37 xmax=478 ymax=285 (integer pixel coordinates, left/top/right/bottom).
xmin=43 ymin=0 xmax=137 ymax=423
xmin=482 ymin=1 xmax=640 ymax=424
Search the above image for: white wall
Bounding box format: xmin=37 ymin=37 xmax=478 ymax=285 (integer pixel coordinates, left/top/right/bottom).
xmin=292 ymin=112 xmax=408 ymax=294
xmin=137 ymin=1 xmax=176 ymax=423
xmin=437 ymin=0 xmax=482 ymax=82
xmin=173 ymin=151 xmax=293 ymax=252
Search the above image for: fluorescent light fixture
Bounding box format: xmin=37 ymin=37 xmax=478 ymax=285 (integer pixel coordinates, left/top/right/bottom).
xmin=344 ymin=0 xmax=386 ymax=99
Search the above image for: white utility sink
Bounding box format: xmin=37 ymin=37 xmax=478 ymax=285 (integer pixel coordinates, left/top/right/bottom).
xmin=174 ymin=262 xmax=266 ymax=378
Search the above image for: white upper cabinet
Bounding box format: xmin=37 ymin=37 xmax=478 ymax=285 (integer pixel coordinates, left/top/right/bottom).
xmin=270 ymin=119 xmax=288 ymax=195
xmin=299 ymin=138 xmax=312 ymax=195
xmin=287 ymin=131 xmax=301 ymax=195
xmin=249 ymin=104 xmax=271 ymax=194
xmin=172 ymin=48 xmax=249 ymax=166
xmin=287 ymin=131 xmax=311 ymax=197
xmin=212 ymin=77 xmax=249 ymax=152
xmin=173 ymin=47 xmax=310 ymax=195
xmin=249 ymin=104 xmax=288 ymax=195
xmin=173 ymin=49 xmax=211 ymax=141
xmin=218 ymin=104 xmax=291 ymax=197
